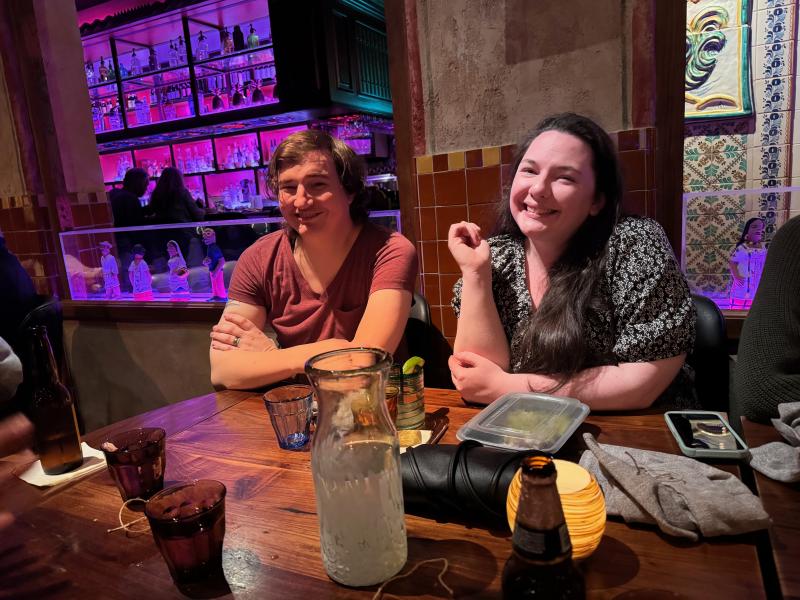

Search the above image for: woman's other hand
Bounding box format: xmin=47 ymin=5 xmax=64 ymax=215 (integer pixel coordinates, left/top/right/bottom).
xmin=211 ymin=313 xmax=277 ymax=352
xmin=448 ymin=222 xmax=490 ymax=276
xmin=448 ymin=351 xmax=513 ymax=405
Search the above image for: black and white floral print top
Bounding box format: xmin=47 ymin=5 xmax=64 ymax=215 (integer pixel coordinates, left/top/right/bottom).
xmin=452 ymin=216 xmax=698 ymax=410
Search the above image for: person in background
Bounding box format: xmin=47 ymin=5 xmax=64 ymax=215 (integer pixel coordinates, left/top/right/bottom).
xmin=448 ymin=113 xmax=696 ymax=410
xmin=0 ymin=336 xmax=33 ymax=530
xmin=149 ymin=167 xmax=205 ymax=224
xmin=109 ymin=167 xmax=148 ymax=227
xmin=209 ymin=129 xmax=417 ymax=389
xmin=734 ymin=214 xmax=800 ymax=422
xmin=729 ymin=217 xmax=767 ymax=309
xmin=202 ymin=228 xmax=227 ymax=302
xmin=0 ymin=227 xmax=38 ymax=353
xmin=128 ymin=244 xmax=153 ymax=301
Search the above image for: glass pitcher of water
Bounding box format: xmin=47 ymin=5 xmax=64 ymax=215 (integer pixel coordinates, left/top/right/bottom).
xmin=305 ymin=348 xmax=407 ymax=587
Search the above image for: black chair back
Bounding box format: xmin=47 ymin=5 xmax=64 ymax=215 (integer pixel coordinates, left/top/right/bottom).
xmin=405 ymin=292 xmax=454 ymax=389
xmin=688 ymin=294 xmax=729 ymax=411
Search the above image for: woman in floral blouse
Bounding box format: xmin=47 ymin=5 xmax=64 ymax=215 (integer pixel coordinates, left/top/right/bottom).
xmin=448 ymin=113 xmax=697 ymax=410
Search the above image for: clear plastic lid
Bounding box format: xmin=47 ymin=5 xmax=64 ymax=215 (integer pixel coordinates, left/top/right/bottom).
xmin=456 ymin=392 xmax=590 ymax=452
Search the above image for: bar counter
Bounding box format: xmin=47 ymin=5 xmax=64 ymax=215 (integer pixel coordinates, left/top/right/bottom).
xmin=1 ymin=389 xmax=781 ymax=598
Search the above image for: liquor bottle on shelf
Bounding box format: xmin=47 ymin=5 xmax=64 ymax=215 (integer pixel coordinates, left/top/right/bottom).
xmin=85 ymin=61 xmax=96 ymax=86
xmin=129 ymin=48 xmax=140 ymax=75
xmin=108 ymin=104 xmax=122 ymax=129
xmin=168 ymin=41 xmax=178 ymax=67
xmin=248 ymin=143 xmax=260 ymax=167
xmin=148 ymin=47 xmax=158 ymax=72
xmin=233 ymin=25 xmax=245 ymax=51
xmin=91 ymin=102 xmax=103 ymax=132
xmin=177 ymin=36 xmax=187 ymax=64
xmin=135 ymin=97 xmax=150 ymax=125
xmin=247 ymin=24 xmax=259 ymax=49
xmin=196 ymin=31 xmax=209 ymax=61
xmin=24 ymin=327 xmax=83 ymax=476
xmin=98 ymin=56 xmax=109 ymax=82
xmin=222 ymin=27 xmax=234 ymax=54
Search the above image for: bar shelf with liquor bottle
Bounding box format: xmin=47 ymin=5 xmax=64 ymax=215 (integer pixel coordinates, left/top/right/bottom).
xmin=213 ymin=133 xmax=261 ymax=171
xmin=122 ymin=68 xmax=195 ymax=127
xmin=134 ymin=145 xmax=173 ymax=179
xmin=173 ymin=139 xmax=215 ymax=175
xmin=194 ymin=48 xmax=278 ymax=115
xmin=99 ymin=150 xmax=134 ymax=183
xmin=204 ymin=170 xmax=262 ymax=212
xmin=259 ymin=125 xmax=307 ymax=163
xmin=183 ymin=175 xmax=207 ymax=206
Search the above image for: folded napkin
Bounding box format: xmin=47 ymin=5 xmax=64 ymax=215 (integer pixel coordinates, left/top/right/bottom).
xmin=579 ymin=433 xmax=770 ymax=541
xmin=17 ymin=443 xmax=106 ymax=488
xmin=749 ymin=401 xmax=800 ymax=482
xmin=401 ymin=441 xmax=532 ymax=528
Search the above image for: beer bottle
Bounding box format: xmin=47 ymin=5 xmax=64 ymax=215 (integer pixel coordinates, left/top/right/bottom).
xmin=25 ymin=326 xmax=83 ymax=475
xmin=502 ymin=454 xmax=585 ymax=599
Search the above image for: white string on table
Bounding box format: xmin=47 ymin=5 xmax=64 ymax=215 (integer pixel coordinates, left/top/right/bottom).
xmin=371 ymin=557 xmax=454 ymax=599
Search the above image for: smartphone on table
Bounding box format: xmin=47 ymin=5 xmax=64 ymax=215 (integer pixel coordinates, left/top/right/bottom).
xmin=664 ymin=410 xmax=749 ymax=460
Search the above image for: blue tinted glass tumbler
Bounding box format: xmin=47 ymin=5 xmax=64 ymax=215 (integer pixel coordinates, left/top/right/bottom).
xmin=305 ymin=348 xmax=407 ymax=587
xmin=263 ymin=384 xmax=314 ymax=450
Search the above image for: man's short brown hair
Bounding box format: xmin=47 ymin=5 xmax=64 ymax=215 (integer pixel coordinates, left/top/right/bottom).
xmin=267 ymin=129 xmax=369 ymax=223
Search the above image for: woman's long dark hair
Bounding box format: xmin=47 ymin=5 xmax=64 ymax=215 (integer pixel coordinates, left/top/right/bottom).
xmin=494 ymin=113 xmax=623 ymax=384
xmin=149 ymin=167 xmax=186 ymax=218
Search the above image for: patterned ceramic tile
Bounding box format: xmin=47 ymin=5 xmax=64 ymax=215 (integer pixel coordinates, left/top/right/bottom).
xmin=755 ymin=42 xmax=794 ymax=79
xmin=755 ymin=0 xmax=794 ymax=10
xmin=685 ymin=193 xmax=748 ymax=215
xmin=684 ymin=134 xmax=748 ymax=154
xmin=685 ymin=243 xmax=736 ymax=275
xmin=685 ymin=273 xmax=732 ymax=296
xmin=685 ymin=212 xmax=745 ymax=245
xmin=751 ymin=111 xmax=792 ymax=147
xmin=763 ymin=5 xmax=795 ymax=45
xmin=746 ymin=144 xmax=789 ymax=180
xmin=755 ymin=77 xmax=792 ymax=112
xmin=683 ymin=137 xmax=747 ymax=191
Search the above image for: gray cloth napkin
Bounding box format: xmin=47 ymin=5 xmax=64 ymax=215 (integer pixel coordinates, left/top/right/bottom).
xmin=749 ymin=401 xmax=800 ymax=483
xmin=579 ymin=433 xmax=770 ymax=541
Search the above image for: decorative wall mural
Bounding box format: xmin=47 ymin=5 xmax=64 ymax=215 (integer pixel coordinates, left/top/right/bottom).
xmin=685 ymin=0 xmax=753 ymax=120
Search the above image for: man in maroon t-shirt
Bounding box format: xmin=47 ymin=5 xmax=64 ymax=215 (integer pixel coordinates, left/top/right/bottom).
xmin=209 ymin=130 xmax=417 ymax=390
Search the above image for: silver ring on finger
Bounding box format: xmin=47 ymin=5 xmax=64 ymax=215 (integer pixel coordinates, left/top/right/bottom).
xmin=233 ymin=336 xmax=241 ymax=348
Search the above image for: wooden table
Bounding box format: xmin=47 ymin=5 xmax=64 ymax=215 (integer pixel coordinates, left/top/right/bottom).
xmin=742 ymin=418 xmax=800 ymax=600
xmin=0 ymin=389 xmax=769 ymax=599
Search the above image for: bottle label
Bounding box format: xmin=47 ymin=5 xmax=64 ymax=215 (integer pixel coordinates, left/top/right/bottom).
xmin=512 ymin=523 xmax=572 ymax=559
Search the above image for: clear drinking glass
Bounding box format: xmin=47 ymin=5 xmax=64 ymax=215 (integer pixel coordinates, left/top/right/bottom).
xmin=305 ymin=348 xmax=407 ymax=587
xmin=263 ymin=384 xmax=314 ymax=450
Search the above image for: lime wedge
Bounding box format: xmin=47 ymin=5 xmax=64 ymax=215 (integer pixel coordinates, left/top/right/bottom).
xmin=402 ymin=356 xmax=425 ymax=375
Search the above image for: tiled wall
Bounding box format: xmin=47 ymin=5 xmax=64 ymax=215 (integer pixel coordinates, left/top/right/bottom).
xmin=0 ymin=191 xmax=111 ymax=296
xmin=683 ymin=0 xmax=798 ymax=298
xmin=412 ymin=127 xmax=658 ymax=347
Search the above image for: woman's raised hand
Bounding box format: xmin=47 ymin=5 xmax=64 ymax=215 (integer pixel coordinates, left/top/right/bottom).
xmin=447 ymin=221 xmax=490 ymax=275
